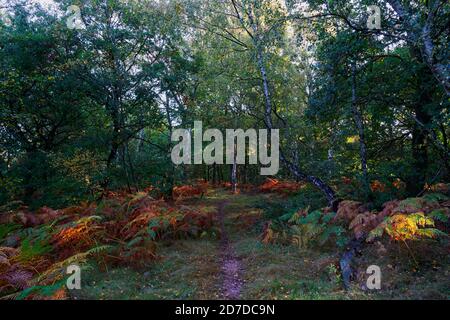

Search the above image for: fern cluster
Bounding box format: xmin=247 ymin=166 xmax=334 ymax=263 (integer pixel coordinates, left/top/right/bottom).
xmin=264 ymin=208 xmax=348 ymax=249
xmin=1 ymin=188 xmax=217 ymax=299
xmin=367 ymin=212 xmax=447 ymax=242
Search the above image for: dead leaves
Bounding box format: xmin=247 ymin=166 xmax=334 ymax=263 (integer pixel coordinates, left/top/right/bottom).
xmin=173 ymin=180 xmax=208 ymax=201
xmin=370 ymin=180 xmax=386 ymax=193
xmin=0 ymin=247 xmax=34 ymax=293
xmin=52 ymin=216 xmax=104 ymax=254
xmin=349 ymin=212 xmax=379 ymax=240
xmin=0 ymin=206 xmax=61 ymax=227
xmin=335 ymin=200 xmax=367 ymax=223
xmin=336 ymin=194 xmax=449 ymax=241
xmin=261 ymin=221 xmax=278 ymax=244
xmin=259 ymin=178 xmax=303 ymax=195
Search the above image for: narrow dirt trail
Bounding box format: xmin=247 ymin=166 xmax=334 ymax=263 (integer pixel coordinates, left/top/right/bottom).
xmin=217 ymin=201 xmax=243 ymax=299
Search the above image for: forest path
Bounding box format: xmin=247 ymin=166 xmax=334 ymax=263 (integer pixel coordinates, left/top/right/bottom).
xmin=217 ymin=200 xmax=243 ymax=299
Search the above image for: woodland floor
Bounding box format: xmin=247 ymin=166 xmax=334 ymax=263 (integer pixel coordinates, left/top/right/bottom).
xmin=70 ymin=189 xmax=450 ymax=300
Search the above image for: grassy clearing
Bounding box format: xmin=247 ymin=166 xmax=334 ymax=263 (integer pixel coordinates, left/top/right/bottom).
xmin=71 ymin=239 xmax=221 ymax=300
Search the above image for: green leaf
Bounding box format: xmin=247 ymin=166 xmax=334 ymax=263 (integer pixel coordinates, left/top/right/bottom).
xmin=428 ymin=209 xmax=449 ymax=223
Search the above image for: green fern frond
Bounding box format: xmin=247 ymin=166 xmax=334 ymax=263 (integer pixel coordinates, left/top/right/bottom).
xmin=0 ymin=224 xmax=20 ymax=241
xmin=34 ymin=245 xmax=112 ymax=284
xmin=428 ymin=209 xmax=449 ymax=223
xmin=415 ymin=228 xmax=448 ymax=239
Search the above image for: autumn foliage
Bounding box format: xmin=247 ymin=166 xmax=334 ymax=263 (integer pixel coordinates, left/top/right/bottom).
xmin=261 ymin=188 xmax=449 ymax=253
xmin=172 ymin=180 xmax=209 ymax=201
xmin=332 ymin=193 xmax=449 ymax=241
xmin=259 ymin=178 xmax=303 ymax=195
xmin=0 ymin=188 xmax=216 ymax=299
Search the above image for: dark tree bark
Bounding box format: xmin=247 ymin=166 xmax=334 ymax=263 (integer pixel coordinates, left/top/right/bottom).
xmin=231 ymin=143 xmax=238 ymax=193
xmin=406 ymin=49 xmax=434 ymax=195
xmin=408 ymin=99 xmax=432 ymax=195
xmin=350 ymin=63 xmax=369 ymax=195
xmin=106 ymin=110 xmax=120 ymax=168
xmin=164 ymin=94 xmax=175 ymax=200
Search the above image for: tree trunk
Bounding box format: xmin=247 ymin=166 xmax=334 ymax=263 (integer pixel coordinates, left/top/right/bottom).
xmin=164 ymin=94 xmax=175 ymax=200
xmin=351 ymin=63 xmax=369 ymax=195
xmin=255 ymin=41 xmax=337 ymax=207
xmin=231 ymin=143 xmax=238 ymax=193
xmin=409 ymin=106 xmax=431 ymax=195
xmin=407 ymin=49 xmax=433 ymax=195
xmin=230 ymin=0 xmax=338 ymax=207
xmin=23 ymin=150 xmax=37 ymax=203
xmin=136 ymin=129 xmax=145 ymax=153
xmin=101 ymin=98 xmax=121 ymax=193
xmin=106 ymin=108 xmax=120 ymax=168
